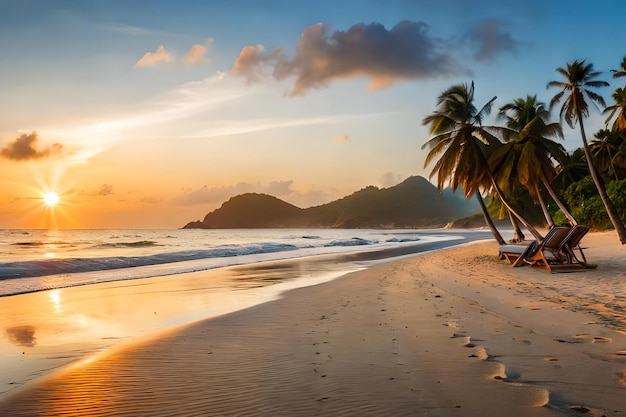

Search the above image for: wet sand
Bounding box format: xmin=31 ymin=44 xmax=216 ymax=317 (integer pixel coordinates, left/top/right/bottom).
xmin=1 ymin=231 xmax=625 ymax=416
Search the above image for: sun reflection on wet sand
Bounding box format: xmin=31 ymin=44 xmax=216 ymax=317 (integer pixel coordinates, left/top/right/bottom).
xmin=0 ymin=256 xmax=364 ymax=396
xmin=49 ymin=290 xmax=62 ymax=313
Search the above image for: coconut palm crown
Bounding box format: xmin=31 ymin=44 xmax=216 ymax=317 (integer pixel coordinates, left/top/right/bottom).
xmin=421 ymin=81 xmax=500 ymax=197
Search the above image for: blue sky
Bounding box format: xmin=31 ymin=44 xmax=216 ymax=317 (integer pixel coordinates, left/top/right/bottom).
xmin=1 ymin=0 xmax=625 ymax=228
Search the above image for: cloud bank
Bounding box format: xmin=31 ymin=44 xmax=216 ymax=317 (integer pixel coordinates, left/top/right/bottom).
xmin=232 ymin=21 xmax=465 ymax=95
xmin=0 ymin=132 xmax=64 ymax=161
xmin=231 ymin=19 xmax=524 ymax=94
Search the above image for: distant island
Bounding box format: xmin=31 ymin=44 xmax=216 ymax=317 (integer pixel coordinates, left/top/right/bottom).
xmin=182 ymin=176 xmax=479 ymax=229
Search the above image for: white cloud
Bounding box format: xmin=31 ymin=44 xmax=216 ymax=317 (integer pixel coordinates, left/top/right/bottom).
xmin=36 ymin=71 xmax=389 ymax=166
xmin=379 ymin=172 xmax=404 ymax=188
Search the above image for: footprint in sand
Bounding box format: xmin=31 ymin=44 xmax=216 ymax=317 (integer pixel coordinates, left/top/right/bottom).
xmin=615 ymin=350 xmax=626 ymax=356
xmin=543 ymin=356 xmax=559 ymax=362
xmin=512 ymin=337 xmax=532 ymax=345
xmin=617 ymin=371 xmax=626 ymax=387
xmin=592 ymin=336 xmax=612 ymax=343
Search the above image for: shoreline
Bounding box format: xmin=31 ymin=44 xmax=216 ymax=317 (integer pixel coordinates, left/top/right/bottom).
xmin=0 ymin=235 xmax=487 ymax=397
xmin=0 ymin=229 xmax=493 ymax=297
xmin=1 ymin=231 xmax=625 ymax=415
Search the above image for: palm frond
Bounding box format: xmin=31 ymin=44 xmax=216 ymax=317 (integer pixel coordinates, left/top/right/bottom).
xmin=586 ymin=80 xmax=610 ymax=88
xmin=474 ymin=96 xmax=497 ymax=126
xmin=585 ymin=89 xmax=607 ymax=108
xmin=549 ymin=91 xmax=565 ymax=111
xmin=611 ymin=56 xmax=626 ymax=78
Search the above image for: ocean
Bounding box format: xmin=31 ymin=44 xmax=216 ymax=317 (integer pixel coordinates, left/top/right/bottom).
xmin=0 ymin=228 xmax=494 ymax=297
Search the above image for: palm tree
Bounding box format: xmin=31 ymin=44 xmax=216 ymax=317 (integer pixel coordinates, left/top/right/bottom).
xmin=422 ymin=82 xmax=542 ymax=244
xmin=603 ymin=87 xmax=626 ymax=131
xmin=493 ymin=95 xmax=577 ymax=226
xmin=553 ymin=148 xmax=589 ymax=191
xmin=548 ymin=59 xmax=626 ymax=244
xmin=498 ymin=95 xmax=550 ymax=131
xmin=591 ymin=129 xmax=622 ymax=180
xmin=611 ymin=56 xmax=626 ymax=79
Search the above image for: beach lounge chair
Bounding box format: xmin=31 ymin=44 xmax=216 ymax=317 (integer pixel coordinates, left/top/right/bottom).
xmin=499 ymin=226 xmax=571 ymax=268
xmin=499 ymin=225 xmax=594 ymax=271
xmin=540 ymin=224 xmax=593 ymax=269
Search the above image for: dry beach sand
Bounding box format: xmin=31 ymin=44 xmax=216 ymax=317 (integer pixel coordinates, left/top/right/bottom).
xmin=1 ymin=231 xmax=625 ymax=416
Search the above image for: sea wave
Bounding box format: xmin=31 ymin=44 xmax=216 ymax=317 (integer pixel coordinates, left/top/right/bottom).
xmin=10 ymin=241 xmax=72 ymax=247
xmin=92 ymin=240 xmax=161 ymax=249
xmin=0 ymin=242 xmax=304 ymax=279
xmin=385 ymin=237 xmax=421 ymax=243
xmin=324 ymin=237 xmax=376 ymax=247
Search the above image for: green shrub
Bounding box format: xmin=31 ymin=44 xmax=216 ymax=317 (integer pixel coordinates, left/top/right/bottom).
xmin=560 ymin=176 xmax=626 ymax=230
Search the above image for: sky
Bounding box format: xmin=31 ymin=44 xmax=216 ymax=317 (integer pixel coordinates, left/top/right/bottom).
xmin=1 ymin=0 xmax=626 ymax=229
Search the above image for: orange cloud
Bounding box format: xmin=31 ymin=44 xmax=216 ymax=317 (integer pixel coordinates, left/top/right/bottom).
xmin=184 ymin=39 xmax=212 ymax=64
xmin=333 ymin=134 xmax=349 ymax=143
xmin=0 ymin=132 xmax=64 ymax=161
xmin=79 ymin=183 xmax=114 ymax=197
xmin=231 ymin=44 xmax=283 ymax=82
xmin=135 ymin=45 xmax=174 ymax=68
xmin=184 ymin=44 xmax=207 ymax=64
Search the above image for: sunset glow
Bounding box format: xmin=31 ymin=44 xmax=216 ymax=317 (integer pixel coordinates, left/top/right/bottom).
xmin=1 ymin=1 xmax=624 ymax=229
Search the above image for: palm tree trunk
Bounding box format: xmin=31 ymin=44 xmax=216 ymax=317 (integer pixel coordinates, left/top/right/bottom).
xmin=540 ymin=174 xmax=577 ymax=226
xmin=508 ymin=210 xmax=525 ymax=242
xmin=579 ymin=115 xmax=626 ymax=244
xmin=489 ymin=177 xmax=544 ymax=241
xmin=474 ymin=190 xmax=506 ymax=245
xmin=608 ymin=146 xmax=619 ymax=181
xmin=534 ymin=183 xmax=554 ymax=228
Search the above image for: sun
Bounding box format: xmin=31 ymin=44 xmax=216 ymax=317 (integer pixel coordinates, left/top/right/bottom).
xmin=43 ymin=191 xmax=60 ymax=207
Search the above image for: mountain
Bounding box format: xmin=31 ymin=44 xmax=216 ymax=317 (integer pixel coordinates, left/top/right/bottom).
xmin=182 ymin=176 xmax=478 ymax=229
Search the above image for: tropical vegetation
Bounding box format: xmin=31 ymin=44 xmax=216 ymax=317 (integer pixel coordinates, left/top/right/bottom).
xmin=422 ymin=57 xmax=626 ymax=245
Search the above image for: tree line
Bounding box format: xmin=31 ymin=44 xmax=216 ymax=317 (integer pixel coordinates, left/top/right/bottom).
xmin=422 ymin=58 xmax=626 ymax=245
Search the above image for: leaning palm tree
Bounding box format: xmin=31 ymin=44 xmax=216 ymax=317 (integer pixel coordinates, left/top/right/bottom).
xmin=422 ymin=82 xmax=543 ymax=243
xmin=494 ymin=95 xmax=577 ymax=226
xmin=548 ymin=59 xmax=626 ymax=244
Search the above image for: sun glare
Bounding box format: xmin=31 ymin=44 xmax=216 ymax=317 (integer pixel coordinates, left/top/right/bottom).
xmin=43 ymin=191 xmax=60 ymax=207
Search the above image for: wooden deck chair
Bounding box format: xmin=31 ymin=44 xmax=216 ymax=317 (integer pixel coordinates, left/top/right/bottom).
xmin=524 ymin=225 xmax=594 ymax=271
xmin=499 ymin=226 xmax=571 ymax=267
